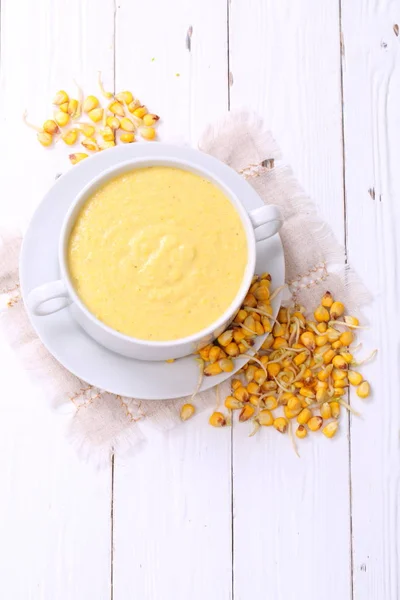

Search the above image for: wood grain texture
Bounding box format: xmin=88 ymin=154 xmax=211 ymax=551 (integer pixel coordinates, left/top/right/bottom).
xmin=229 ymin=2 xmax=352 ymax=599
xmin=112 ymin=1 xmax=232 ymax=599
xmin=341 ymin=1 xmax=400 ymax=597
xmin=0 ymin=1 xmax=115 ymax=598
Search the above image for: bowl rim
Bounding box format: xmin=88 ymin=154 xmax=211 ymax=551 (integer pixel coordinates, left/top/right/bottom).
xmin=59 ymin=153 xmax=256 ymax=348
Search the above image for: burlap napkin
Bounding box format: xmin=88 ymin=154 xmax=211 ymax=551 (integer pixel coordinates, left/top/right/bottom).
xmin=0 ymin=112 xmax=370 ymax=463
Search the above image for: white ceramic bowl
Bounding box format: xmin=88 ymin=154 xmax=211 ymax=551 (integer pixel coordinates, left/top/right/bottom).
xmin=26 ymin=148 xmax=283 ymax=361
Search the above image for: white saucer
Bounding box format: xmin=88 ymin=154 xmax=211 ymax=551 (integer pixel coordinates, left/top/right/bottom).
xmin=20 ymin=143 xmax=285 ymax=400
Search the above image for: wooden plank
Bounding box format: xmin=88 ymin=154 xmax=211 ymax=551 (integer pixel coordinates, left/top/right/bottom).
xmin=341 ymin=1 xmax=400 ymax=597
xmin=229 ymin=1 xmax=352 ymax=599
xmin=112 ymin=1 xmax=232 ymax=598
xmin=0 ymin=1 xmax=115 ymax=598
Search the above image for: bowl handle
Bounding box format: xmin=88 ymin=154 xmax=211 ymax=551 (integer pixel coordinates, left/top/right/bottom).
xmin=27 ymin=280 xmax=72 ymax=316
xmin=248 ymin=205 xmax=283 ymax=241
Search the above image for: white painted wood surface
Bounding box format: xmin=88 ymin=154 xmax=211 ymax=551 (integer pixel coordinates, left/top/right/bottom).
xmin=0 ymin=1 xmax=399 ymax=599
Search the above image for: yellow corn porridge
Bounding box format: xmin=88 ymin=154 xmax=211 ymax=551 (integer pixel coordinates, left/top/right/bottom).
xmin=68 ymin=166 xmax=248 ymax=340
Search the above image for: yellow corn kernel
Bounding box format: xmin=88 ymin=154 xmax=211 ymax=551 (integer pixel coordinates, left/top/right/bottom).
xmin=133 ymin=105 xmax=148 ymax=119
xmin=127 ymin=99 xmax=141 ymax=113
xmin=261 ymin=382 xmax=278 ymax=395
xmin=233 ymin=329 xmax=246 ymax=344
xmin=83 ymin=95 xmax=99 ymax=113
xmin=238 ymin=342 xmax=248 ymax=354
xmin=277 ymin=307 xmax=288 ymax=323
xmin=209 ymin=412 xmax=226 ymax=427
xmin=344 ymin=315 xmax=359 ymax=326
xmin=208 ymin=346 xmax=221 ymax=363
xmin=234 ymin=386 xmax=249 ymax=403
xmin=314 ymin=305 xmax=330 ymax=322
xmin=180 ymin=403 xmax=195 ymax=421
xmin=323 ymin=349 xmax=336 ymax=364
xmin=316 ymin=380 xmax=329 ymax=390
xmin=69 ymin=152 xmax=88 ymax=165
xmin=333 ymin=387 xmax=346 ymax=397
xmin=231 ymin=378 xmax=242 ymax=391
xmin=225 ymin=342 xmax=239 ymax=357
xmin=217 ymin=330 xmax=233 ymax=347
xmin=300 ymin=387 xmax=315 ymax=399
xmin=317 ymin=322 xmax=328 ymax=333
xmin=247 ymin=381 xmax=260 ymax=395
xmin=204 ymin=362 xmax=223 ymax=376
xmin=54 ymin=111 xmax=70 ymax=127
xmin=59 ymin=101 xmax=69 ymax=113
xmin=340 ymin=331 xmax=354 ymax=346
xmin=248 ymin=394 xmax=260 ymax=407
xmin=284 ymin=406 xmax=299 ymax=420
xmin=322 ymin=420 xmax=339 ymax=438
xmin=37 ymin=131 xmax=53 ymax=146
xmin=272 ymin=336 xmax=287 ymax=350
xmin=78 ymin=123 xmax=96 ymax=137
xmin=294 ymin=351 xmax=308 ymax=366
xmin=296 ymin=424 xmax=308 ymax=439
xmin=120 ymin=132 xmax=134 ymax=143
xmin=308 ymin=416 xmax=323 ymax=431
xmin=67 ymin=99 xmax=79 ymax=117
xmin=143 ymin=113 xmax=160 ymax=126
xmin=332 ymin=340 xmax=342 ymax=350
xmin=198 ymin=344 xmax=213 ymax=361
xmin=301 ymin=397 xmax=313 ymax=408
xmin=273 ymin=417 xmax=288 ymax=433
xmin=82 ymin=138 xmax=99 ymax=152
xmin=330 ymin=401 xmax=340 ymax=418
xmin=335 ymin=378 xmax=349 ymax=388
xmin=115 ymin=90 xmax=134 ymax=104
xmin=300 ymin=331 xmax=316 ymax=351
xmin=253 ymin=321 xmax=263 ymax=336
xmin=258 ymin=409 xmax=274 ymax=426
xmin=245 ymin=365 xmax=256 ymax=382
xmin=106 ymin=116 xmax=120 ymax=131
xmin=273 ymin=322 xmax=285 ymax=337
xmin=287 ymin=396 xmax=302 ymax=412
xmin=320 ymin=402 xmax=332 ymax=419
xmin=267 ymin=363 xmax=281 ymax=378
xmin=254 ymin=368 xmax=267 ymax=385
xmin=219 ymin=358 xmax=234 ymax=373
xmin=326 ymin=327 xmax=341 ymax=342
xmin=330 ymin=301 xmax=345 ymax=320
xmin=315 ymin=334 xmax=328 ymax=347
xmin=332 ymin=368 xmax=347 ymax=381
xmin=348 ymin=370 xmax=363 ymax=386
xmin=259 ymin=355 xmax=269 ymax=366
xmin=356 ymin=381 xmax=370 ymax=399
xmin=264 ymin=396 xmax=278 ymax=410
xmin=120 ymin=117 xmax=135 ymax=132
xmin=254 ymin=286 xmax=270 ymax=301
xmin=297 ymin=408 xmax=312 ymax=425
xmin=239 ymin=404 xmax=255 ymax=422
xmin=61 ymin=129 xmax=78 ymax=145
xmin=321 ymin=291 xmax=334 ymax=308
xmin=341 ymin=352 xmax=353 ymax=364
xmin=225 ymin=396 xmax=243 ymax=410
xmin=99 ymin=140 xmax=116 ymax=151
xmin=53 ymin=90 xmax=69 ymax=105
xmin=261 ymin=335 xmax=274 ymax=350
xmin=43 ymin=119 xmax=59 ymax=134
xmin=140 ymin=126 xmax=156 ymax=140
xmin=100 ymin=126 xmax=114 ymax=142
xmin=317 ymin=364 xmax=333 ymax=381
xmin=234 ymin=309 xmax=247 ymax=323
xmin=316 ymin=388 xmax=328 ymax=403
xmin=332 ymin=355 xmax=348 ymax=370
xmin=88 ymin=108 xmax=104 ymax=123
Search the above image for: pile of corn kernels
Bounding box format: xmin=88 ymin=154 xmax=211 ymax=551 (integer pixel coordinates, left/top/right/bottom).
xmin=24 ymin=75 xmax=159 ymax=165
xmin=180 ymin=273 xmax=374 ymax=449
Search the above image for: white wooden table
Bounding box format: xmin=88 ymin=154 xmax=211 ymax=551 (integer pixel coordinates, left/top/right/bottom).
xmin=0 ymin=1 xmax=399 ymax=598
